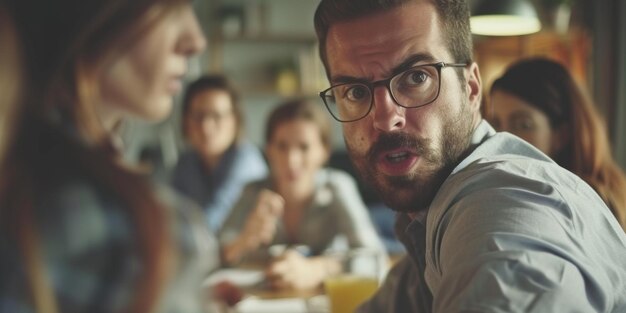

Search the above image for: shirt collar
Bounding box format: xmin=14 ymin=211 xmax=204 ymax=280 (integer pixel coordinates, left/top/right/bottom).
xmin=450 ymin=119 xmax=496 ymax=175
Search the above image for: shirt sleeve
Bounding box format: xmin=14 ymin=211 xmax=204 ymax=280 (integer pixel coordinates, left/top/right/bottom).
xmin=431 ymin=184 xmax=609 ymax=313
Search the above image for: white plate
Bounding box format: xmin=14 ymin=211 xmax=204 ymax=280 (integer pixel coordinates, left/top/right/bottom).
xmin=203 ymin=268 xmax=265 ymax=288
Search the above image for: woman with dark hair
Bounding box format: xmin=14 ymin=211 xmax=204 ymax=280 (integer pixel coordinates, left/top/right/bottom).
xmin=0 ymin=1 xmax=219 ymax=312
xmin=172 ymin=74 xmax=268 ymax=232
xmin=219 ymin=98 xmax=385 ymax=290
xmin=490 ymin=57 xmax=626 ymax=229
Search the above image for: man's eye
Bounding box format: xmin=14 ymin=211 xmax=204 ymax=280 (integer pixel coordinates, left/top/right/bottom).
xmin=398 ymin=68 xmax=431 ymax=87
xmin=407 ymin=70 xmax=428 ymax=84
xmin=345 ymin=85 xmax=369 ymax=102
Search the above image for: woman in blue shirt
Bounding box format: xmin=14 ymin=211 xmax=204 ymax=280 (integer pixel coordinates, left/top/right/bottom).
xmin=172 ymin=75 xmax=268 ymax=232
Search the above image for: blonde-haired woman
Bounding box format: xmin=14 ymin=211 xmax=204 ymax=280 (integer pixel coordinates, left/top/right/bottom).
xmin=0 ymin=1 xmax=218 ymax=312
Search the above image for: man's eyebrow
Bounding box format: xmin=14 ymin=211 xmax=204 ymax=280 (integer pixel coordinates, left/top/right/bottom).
xmin=329 ymin=53 xmax=437 ymax=84
xmin=329 ymin=75 xmax=367 ymax=85
xmin=390 ymin=53 xmax=437 ymax=75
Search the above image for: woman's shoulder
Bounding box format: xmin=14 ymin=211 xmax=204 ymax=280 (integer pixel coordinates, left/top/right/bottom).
xmin=217 ymin=142 xmax=267 ymax=176
xmin=3 ymin=180 xmax=136 ymax=312
xmin=37 ymin=169 xmax=121 ymax=215
xmin=313 ymin=168 xmax=364 ymax=208
xmin=319 ymin=167 xmax=358 ymax=187
xmin=231 ymin=141 xmax=265 ymax=163
xmin=35 ymin=172 xmax=134 ymax=251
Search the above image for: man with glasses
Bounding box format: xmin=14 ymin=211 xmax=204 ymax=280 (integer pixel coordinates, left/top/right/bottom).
xmin=314 ymin=0 xmax=626 ymax=312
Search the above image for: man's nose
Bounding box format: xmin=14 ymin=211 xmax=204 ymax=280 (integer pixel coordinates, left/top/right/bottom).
xmin=371 ymin=86 xmax=406 ymax=132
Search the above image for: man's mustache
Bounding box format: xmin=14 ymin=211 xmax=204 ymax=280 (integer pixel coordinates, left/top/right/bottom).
xmin=366 ymin=132 xmax=426 ymax=163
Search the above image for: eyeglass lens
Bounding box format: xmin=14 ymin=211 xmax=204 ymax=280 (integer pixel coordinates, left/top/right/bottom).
xmin=322 ymin=64 xmax=441 ymax=122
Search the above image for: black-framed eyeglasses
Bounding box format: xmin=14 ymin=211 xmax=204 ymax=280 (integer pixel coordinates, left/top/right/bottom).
xmin=319 ymin=62 xmax=467 ymax=122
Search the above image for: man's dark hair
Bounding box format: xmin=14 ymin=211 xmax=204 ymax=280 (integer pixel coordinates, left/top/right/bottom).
xmin=181 ymin=74 xmax=244 ymax=141
xmin=314 ymin=0 xmax=473 ymax=79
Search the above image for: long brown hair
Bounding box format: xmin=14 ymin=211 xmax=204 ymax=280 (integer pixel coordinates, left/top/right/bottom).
xmin=491 ymin=58 xmax=626 ymax=229
xmin=2 ymin=1 xmax=191 ymax=312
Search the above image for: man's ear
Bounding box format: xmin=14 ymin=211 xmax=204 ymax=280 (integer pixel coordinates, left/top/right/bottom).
xmin=466 ymin=62 xmax=482 ymax=113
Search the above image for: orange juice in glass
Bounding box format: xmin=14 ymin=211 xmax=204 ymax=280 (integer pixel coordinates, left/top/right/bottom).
xmin=324 ymin=248 xmax=384 ymax=313
xmin=325 ymin=274 xmax=378 ymax=313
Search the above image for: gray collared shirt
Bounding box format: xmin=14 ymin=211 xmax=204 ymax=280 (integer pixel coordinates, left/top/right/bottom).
xmin=360 ymin=120 xmax=626 ymax=313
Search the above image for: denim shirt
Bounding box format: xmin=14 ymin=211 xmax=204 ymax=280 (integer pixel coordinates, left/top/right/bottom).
xmin=0 ymin=122 xmax=219 ymax=313
xmin=171 ymin=141 xmax=268 ymax=232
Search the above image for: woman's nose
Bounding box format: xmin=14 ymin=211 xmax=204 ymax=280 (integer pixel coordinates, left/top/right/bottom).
xmin=286 ymin=149 xmax=302 ymax=170
xmin=177 ymin=6 xmax=207 ymax=56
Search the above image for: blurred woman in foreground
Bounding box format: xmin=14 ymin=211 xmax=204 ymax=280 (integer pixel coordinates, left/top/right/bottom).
xmin=219 ymin=99 xmax=385 ymax=290
xmin=0 ymin=1 xmax=219 ymax=312
xmin=490 ymin=57 xmax=626 ymax=229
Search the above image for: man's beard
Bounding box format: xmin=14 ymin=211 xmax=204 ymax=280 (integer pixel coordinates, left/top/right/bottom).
xmin=346 ymin=103 xmax=475 ymax=213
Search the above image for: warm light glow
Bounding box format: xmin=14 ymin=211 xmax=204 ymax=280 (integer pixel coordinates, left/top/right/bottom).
xmin=471 ymin=15 xmax=541 ymax=36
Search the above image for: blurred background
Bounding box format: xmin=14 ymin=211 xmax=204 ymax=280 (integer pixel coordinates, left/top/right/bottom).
xmin=123 ymin=0 xmax=626 ymax=182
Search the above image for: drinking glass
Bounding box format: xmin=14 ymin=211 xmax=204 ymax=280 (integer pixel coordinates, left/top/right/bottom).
xmin=323 ymin=248 xmax=384 ymax=313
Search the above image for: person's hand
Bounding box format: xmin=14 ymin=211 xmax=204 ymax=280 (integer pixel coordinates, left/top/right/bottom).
xmin=265 ymin=249 xmax=327 ymax=290
xmin=240 ymin=189 xmax=284 ymax=248
xmin=224 ymin=190 xmax=284 ymax=263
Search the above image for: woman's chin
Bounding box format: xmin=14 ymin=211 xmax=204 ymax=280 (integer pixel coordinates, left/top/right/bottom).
xmin=135 ymin=99 xmax=172 ymax=122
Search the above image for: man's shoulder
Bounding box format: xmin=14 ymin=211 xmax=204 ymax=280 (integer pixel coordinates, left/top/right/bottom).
xmin=443 ymin=151 xmax=584 ymax=208
xmin=450 ymin=130 xmax=582 ymax=192
xmin=455 ymin=130 xmax=553 ymax=172
xmin=431 ymin=141 xmax=609 ymax=236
